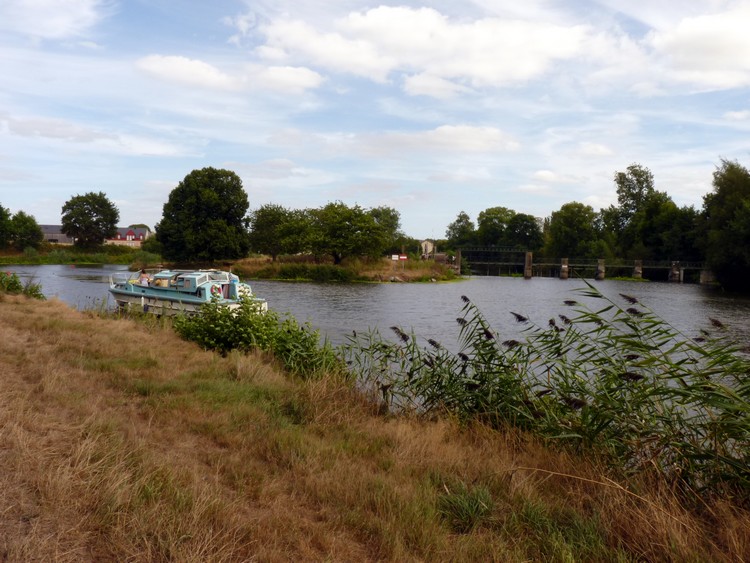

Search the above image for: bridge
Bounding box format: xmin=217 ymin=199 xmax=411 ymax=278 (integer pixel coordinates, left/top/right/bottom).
xmin=459 ymin=247 xmax=712 ymax=283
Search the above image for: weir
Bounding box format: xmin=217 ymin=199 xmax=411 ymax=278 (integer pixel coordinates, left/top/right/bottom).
xmin=460 ymin=247 xmax=712 ymax=284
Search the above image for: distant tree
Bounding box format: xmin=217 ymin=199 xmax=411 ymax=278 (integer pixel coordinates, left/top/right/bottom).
xmin=248 ymin=204 xmax=298 ymax=261
xmin=702 ymin=159 xmax=750 ymax=292
xmin=505 ymin=213 xmax=543 ymax=251
xmin=0 ymin=204 xmax=10 ymax=248
xmin=156 ymin=167 xmax=251 ymax=262
xmin=10 ymin=211 xmax=44 ymax=250
xmin=369 ymin=206 xmax=404 ymax=254
xmin=445 ymin=211 xmax=476 ymax=247
xmin=309 ymin=201 xmax=386 ymax=264
xmin=128 ymin=223 xmax=151 ymax=232
xmin=545 ymin=202 xmax=599 ymax=259
xmin=614 ymin=163 xmax=655 ymax=222
xmin=476 ymin=206 xmax=515 ymax=246
xmin=61 ymin=191 xmax=119 ymax=248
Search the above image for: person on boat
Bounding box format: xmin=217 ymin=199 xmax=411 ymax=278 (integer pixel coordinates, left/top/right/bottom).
xmin=138 ymin=269 xmax=150 ymax=286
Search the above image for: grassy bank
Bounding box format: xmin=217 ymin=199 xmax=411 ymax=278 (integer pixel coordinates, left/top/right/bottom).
xmin=1 ymin=295 xmax=748 ymax=561
xmin=232 ymin=256 xmax=458 ymax=282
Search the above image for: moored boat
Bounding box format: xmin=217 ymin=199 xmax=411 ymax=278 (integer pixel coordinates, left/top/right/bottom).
xmin=109 ymin=268 xmax=267 ymax=315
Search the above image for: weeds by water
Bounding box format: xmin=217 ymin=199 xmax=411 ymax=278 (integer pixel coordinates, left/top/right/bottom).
xmin=172 ymin=297 xmax=344 ymax=379
xmin=342 ymin=281 xmax=750 ymax=504
xmin=0 ymin=271 xmax=45 ymax=300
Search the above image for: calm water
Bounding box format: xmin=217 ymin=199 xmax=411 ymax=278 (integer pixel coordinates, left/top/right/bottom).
xmin=9 ymin=264 xmax=750 ymax=349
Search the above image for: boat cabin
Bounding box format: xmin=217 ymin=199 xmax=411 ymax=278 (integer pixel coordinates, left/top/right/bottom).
xmin=150 ymin=270 xmax=237 ymax=298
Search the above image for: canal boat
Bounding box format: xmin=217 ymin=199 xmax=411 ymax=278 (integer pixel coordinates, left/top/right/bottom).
xmin=109 ymin=268 xmax=267 ymax=315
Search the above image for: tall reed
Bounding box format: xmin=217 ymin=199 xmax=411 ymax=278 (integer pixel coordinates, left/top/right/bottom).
xmin=341 ymin=282 xmax=750 ymax=503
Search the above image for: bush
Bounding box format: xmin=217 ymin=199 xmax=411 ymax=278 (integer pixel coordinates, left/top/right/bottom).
xmin=0 ymin=271 xmax=45 ymax=300
xmin=173 ymin=297 xmax=343 ymax=378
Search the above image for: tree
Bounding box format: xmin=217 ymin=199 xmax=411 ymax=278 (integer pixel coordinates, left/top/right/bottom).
xmin=505 ymin=213 xmax=543 ymax=251
xmin=614 ymin=163 xmax=655 ymax=222
xmin=10 ymin=211 xmax=44 ymax=250
xmin=61 ymin=191 xmax=119 ymax=247
xmin=702 ymin=159 xmax=750 ymax=292
xmin=0 ymin=204 xmax=10 ymax=248
xmin=476 ymin=206 xmax=515 ymax=246
xmin=156 ymin=167 xmax=251 ymax=262
xmin=545 ymin=202 xmax=599 ymax=259
xmin=445 ymin=211 xmax=476 ymax=248
xmin=369 ymin=206 xmax=403 ymax=254
xmin=248 ymin=204 xmax=298 ymax=261
xmin=309 ymin=201 xmax=386 ymax=264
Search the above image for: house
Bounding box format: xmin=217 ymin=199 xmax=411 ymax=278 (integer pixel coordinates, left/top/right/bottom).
xmin=39 ymin=225 xmax=151 ymax=246
xmin=40 ymin=225 xmax=75 ymax=245
xmin=106 ymin=227 xmax=151 ymax=247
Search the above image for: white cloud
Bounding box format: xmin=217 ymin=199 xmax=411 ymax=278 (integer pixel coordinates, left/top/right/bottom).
xmin=254 ymin=65 xmax=324 ymax=94
xmin=648 ymin=3 xmax=750 ymax=89
xmin=577 ymin=142 xmax=614 ymax=156
xmin=0 ymin=0 xmax=109 ymax=40
xmin=136 ymin=55 xmax=239 ymax=91
xmin=360 ymin=125 xmax=520 ymax=156
xmin=256 ymin=6 xmax=589 ymax=95
xmin=724 ymin=110 xmax=750 ymax=121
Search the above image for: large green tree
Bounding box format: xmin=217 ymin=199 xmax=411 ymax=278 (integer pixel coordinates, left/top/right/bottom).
xmin=156 ymin=167 xmax=251 ymax=262
xmin=248 ymin=204 xmax=302 ymax=261
xmin=476 ymin=206 xmax=515 ymax=246
xmin=505 ymin=213 xmax=543 ymax=251
xmin=309 ymin=201 xmax=386 ymax=264
xmin=703 ymin=159 xmax=750 ymax=292
xmin=61 ymin=191 xmax=119 ymax=247
xmin=10 ymin=211 xmax=44 ymax=250
xmin=0 ymin=204 xmax=10 ymax=248
xmin=545 ymin=202 xmax=599 ymax=259
xmin=445 ymin=211 xmax=476 ymax=248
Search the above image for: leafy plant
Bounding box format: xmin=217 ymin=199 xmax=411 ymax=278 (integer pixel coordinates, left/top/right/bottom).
xmin=0 ymin=271 xmax=45 ymax=300
xmin=173 ymin=297 xmax=343 ymax=379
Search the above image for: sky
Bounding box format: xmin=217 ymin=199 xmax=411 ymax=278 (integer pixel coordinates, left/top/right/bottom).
xmin=2 ymin=1 xmax=750 ymax=239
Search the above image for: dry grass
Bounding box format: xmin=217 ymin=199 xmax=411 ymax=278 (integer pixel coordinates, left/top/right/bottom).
xmin=0 ymin=295 xmax=747 ymax=561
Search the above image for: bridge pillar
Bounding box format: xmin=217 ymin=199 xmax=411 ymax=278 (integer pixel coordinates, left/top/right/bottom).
xmin=669 ymin=261 xmax=681 ymax=282
xmin=524 ymin=252 xmax=533 ymax=279
xmin=633 ymin=260 xmax=642 ymax=279
xmin=595 ymin=259 xmax=605 ymax=280
xmin=560 ymin=258 xmax=569 ymax=280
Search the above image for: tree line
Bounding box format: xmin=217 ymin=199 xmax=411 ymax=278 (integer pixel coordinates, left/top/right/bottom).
xmin=3 ymin=160 xmax=749 ymax=292
xmin=444 ymin=161 xmax=750 ymax=292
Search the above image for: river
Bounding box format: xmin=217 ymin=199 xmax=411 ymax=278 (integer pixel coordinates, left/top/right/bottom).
xmin=8 ymin=264 xmax=750 ymax=349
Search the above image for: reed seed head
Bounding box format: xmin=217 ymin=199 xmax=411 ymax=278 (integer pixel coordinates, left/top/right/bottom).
xmin=427 ymin=338 xmax=442 ymax=349
xmin=619 ymin=293 xmax=639 ymax=304
xmin=563 ymin=300 xmax=578 ymax=306
xmin=626 ymin=308 xmax=644 ymax=317
xmin=709 ymin=317 xmax=725 ymax=329
xmin=460 ymin=295 xmax=470 ymax=303
xmin=502 ymin=339 xmax=520 ymax=349
xmin=510 ymin=312 xmax=528 ymax=323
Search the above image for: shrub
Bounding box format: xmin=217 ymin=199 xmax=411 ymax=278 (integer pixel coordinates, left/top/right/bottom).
xmin=173 ymin=297 xmax=343 ymax=379
xmin=0 ymin=271 xmax=45 ymax=300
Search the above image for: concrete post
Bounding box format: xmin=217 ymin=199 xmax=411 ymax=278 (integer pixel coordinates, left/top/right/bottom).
xmin=595 ymin=259 xmax=605 ymax=280
xmin=669 ymin=261 xmax=681 ymax=283
xmin=524 ymin=252 xmax=533 ymax=279
xmin=633 ymin=260 xmax=642 ymax=279
xmin=560 ymin=258 xmax=569 ymax=280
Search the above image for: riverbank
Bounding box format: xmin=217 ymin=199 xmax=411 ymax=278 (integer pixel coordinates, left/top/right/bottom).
xmin=231 ymin=256 xmax=459 ymax=282
xmin=1 ymin=295 xmax=747 ymax=561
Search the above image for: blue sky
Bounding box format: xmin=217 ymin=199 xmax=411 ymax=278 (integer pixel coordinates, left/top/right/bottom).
xmin=2 ymin=0 xmax=750 ymax=239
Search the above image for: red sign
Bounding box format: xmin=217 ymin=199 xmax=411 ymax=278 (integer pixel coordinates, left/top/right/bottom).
xmin=399 ymin=255 xmax=408 ymax=260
